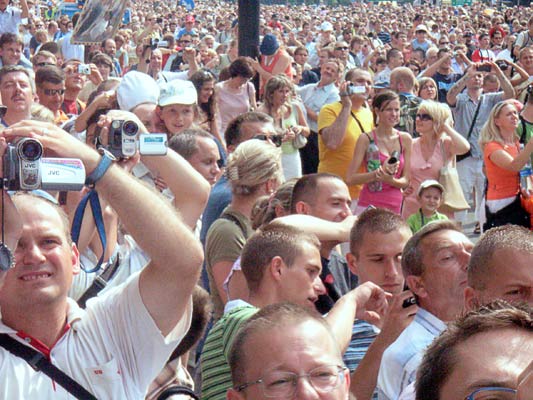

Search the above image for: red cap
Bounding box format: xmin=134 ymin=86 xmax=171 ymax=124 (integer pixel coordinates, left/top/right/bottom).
xmin=185 ymin=15 xmax=195 ymax=23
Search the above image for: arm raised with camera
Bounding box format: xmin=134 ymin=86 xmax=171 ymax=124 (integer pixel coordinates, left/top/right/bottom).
xmin=2 ymin=120 xmax=203 ymax=336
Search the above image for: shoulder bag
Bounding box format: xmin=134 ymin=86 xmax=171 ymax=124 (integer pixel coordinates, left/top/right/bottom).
xmin=438 ymin=141 xmax=470 ymax=213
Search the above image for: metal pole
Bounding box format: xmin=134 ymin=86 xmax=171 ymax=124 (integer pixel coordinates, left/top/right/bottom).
xmin=238 ymin=0 xmax=260 ymax=58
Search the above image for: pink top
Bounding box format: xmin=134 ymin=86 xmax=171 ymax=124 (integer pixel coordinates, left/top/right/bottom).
xmin=401 ymin=137 xmax=445 ymax=218
xmin=358 ymin=131 xmax=405 ymax=214
xmin=216 ymin=81 xmax=254 ymax=136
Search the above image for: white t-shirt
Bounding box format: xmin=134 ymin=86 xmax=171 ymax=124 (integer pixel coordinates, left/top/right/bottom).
xmin=0 ymin=272 xmax=192 ymax=399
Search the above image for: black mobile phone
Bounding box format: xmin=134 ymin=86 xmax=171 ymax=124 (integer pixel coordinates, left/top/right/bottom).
xmin=477 ymin=64 xmax=491 ymax=72
xmin=402 ymin=283 xmax=418 ymax=308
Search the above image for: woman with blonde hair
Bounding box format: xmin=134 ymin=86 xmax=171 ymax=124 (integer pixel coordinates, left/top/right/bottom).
xmin=480 ymin=100 xmax=533 ymax=229
xmin=401 ymin=100 xmax=470 ymax=218
xmin=258 ymin=74 xmax=310 ymax=180
xmin=205 ymin=139 xmax=283 ymax=320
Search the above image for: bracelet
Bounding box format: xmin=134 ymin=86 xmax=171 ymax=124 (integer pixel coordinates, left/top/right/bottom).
xmin=85 ymin=149 xmax=116 ymax=188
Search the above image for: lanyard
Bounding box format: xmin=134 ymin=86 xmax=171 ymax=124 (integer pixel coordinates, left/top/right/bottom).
xmin=71 ymin=190 xmax=107 ymax=273
xmin=350 ymin=111 xmax=367 ymax=133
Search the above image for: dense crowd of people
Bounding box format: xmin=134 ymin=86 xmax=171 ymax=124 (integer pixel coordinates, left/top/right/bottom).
xmin=0 ymin=0 xmax=533 ymax=399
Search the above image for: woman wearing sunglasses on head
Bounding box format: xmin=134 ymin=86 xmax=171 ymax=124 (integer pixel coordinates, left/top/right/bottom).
xmin=401 ymin=100 xmax=470 ymax=218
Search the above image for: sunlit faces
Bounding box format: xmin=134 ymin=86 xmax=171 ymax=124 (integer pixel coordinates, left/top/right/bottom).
xmin=199 ymin=80 xmax=215 ymax=104
xmin=375 ymin=99 xmax=400 ymax=126
xmin=465 ymin=248 xmax=533 ymax=308
xmin=150 ymin=49 xmax=163 ymax=71
xmin=306 ymin=178 xmax=352 ymax=223
xmin=187 ymin=136 xmax=221 ymax=186
xmin=0 ymin=42 xmax=23 ymax=66
xmin=419 ymin=83 xmax=437 ymax=100
xmin=494 ymin=104 xmax=520 ymax=132
xmin=0 ymin=71 xmax=33 ymax=112
xmin=439 ymin=328 xmax=533 ymax=400
xmin=320 ymin=61 xmax=340 ymax=86
xmin=347 ymin=228 xmax=411 ymax=295
xmin=347 ymin=71 xmax=372 ymax=100
xmin=158 ymin=103 xmax=196 ymax=135
xmin=63 ymin=62 xmax=86 ymax=91
xmin=418 ymin=187 xmax=443 ymax=215
xmin=37 ymin=81 xmax=65 ymax=113
xmin=0 ymin=197 xmax=80 ymax=310
xmin=231 ymin=319 xmax=350 ymax=400
xmin=270 ymin=86 xmax=291 ymax=107
xmin=95 ymin=63 xmax=111 ymax=81
xmin=238 ymin=121 xmax=277 ymax=144
xmin=132 ymin=103 xmax=164 ymax=133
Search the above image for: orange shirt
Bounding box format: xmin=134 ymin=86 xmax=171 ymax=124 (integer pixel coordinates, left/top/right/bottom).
xmin=484 ymin=141 xmax=520 ymax=200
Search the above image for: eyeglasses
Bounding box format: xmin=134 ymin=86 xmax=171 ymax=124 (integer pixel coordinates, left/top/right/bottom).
xmin=235 ymin=365 xmax=346 ymax=398
xmin=416 ymin=113 xmax=433 ymax=121
xmin=254 ymin=134 xmax=283 ymax=147
xmin=36 ymin=62 xmax=55 ymax=67
xmin=439 ymin=42 xmax=450 ymax=45
xmin=335 ymin=46 xmax=349 ymax=51
xmin=180 ymin=40 xmax=191 ymax=44
xmin=465 ymin=387 xmax=517 ymax=400
xmin=43 ymin=88 xmax=65 ymax=96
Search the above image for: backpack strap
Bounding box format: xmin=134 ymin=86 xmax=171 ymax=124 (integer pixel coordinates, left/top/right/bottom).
xmin=0 ymin=334 xmax=97 ymax=400
xmin=220 ymin=212 xmax=247 ymax=238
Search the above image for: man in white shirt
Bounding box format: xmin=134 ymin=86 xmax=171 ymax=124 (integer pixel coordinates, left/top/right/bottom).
xmin=376 ymin=220 xmax=473 ymax=400
xmin=0 ymin=118 xmax=204 ymax=399
xmin=0 ymin=0 xmax=29 ymax=35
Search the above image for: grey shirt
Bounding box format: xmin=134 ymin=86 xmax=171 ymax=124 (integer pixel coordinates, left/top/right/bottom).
xmin=451 ymin=91 xmax=503 ymax=158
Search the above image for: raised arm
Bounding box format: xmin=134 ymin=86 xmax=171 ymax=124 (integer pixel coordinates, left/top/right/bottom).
xmin=488 ymin=136 xmax=533 ymax=172
xmin=319 ymin=83 xmax=352 ymax=150
xmin=3 ymin=120 xmax=203 ymax=336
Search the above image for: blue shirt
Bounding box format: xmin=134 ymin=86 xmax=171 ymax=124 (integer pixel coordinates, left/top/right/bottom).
xmin=200 ymin=175 xmax=232 ymax=246
xmin=377 ymin=308 xmax=446 ymax=400
xmin=297 ymin=82 xmax=340 ymax=132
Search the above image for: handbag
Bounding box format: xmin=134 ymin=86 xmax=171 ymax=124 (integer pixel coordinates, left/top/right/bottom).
xmin=292 ymin=131 xmax=308 ymax=149
xmin=483 ymin=194 xmax=531 ymax=230
xmin=438 ymin=143 xmax=470 ymax=213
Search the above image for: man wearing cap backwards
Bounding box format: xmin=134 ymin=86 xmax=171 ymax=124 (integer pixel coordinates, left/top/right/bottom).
xmin=247 ymin=33 xmax=292 ymax=97
xmin=411 ymin=25 xmax=433 ymax=53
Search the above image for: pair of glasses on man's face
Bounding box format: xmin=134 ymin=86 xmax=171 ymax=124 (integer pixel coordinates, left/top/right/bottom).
xmin=43 ymin=88 xmax=65 ymax=96
xmin=255 ymin=134 xmax=283 ymax=147
xmin=465 ymin=387 xmax=517 ymax=400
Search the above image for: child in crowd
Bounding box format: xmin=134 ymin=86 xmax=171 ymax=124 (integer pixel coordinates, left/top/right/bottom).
xmin=407 ymin=179 xmax=448 ymax=233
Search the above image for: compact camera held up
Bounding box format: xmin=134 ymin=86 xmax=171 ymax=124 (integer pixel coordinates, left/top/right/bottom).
xmin=2 ymin=138 xmax=86 ymax=191
xmin=105 ymin=120 xmax=168 ymax=159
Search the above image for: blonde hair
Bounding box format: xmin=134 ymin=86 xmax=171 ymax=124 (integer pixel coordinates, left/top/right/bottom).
xmin=479 ymin=100 xmax=518 ymax=148
xmin=263 ymin=74 xmax=293 ymax=111
xmin=225 ymin=140 xmax=283 ymax=196
xmin=418 ymin=100 xmax=453 ymax=137
xmin=30 ymin=103 xmax=55 ymax=123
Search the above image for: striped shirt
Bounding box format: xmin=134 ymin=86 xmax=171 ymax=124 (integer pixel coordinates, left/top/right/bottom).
xmin=200 ymin=304 xmax=258 ymax=400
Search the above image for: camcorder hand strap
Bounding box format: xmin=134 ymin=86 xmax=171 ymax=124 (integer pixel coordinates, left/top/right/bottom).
xmin=71 ymin=189 xmax=107 ymax=273
xmin=77 ymin=254 xmax=121 ymax=309
xmin=0 ymin=334 xmax=97 ymax=400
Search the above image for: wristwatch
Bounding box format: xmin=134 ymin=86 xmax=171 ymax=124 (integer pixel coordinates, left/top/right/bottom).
xmin=0 ymin=242 xmax=14 ymax=271
xmin=85 ymin=148 xmax=116 ymax=188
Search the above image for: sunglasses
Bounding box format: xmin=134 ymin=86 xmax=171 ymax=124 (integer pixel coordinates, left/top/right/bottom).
xmin=416 ymin=113 xmax=433 ymax=121
xmin=335 ymin=46 xmax=349 ymax=51
xmin=439 ymin=42 xmax=450 ymax=45
xmin=36 ymin=62 xmax=54 ymax=67
xmin=43 ymin=88 xmax=65 ymax=96
xmin=180 ymin=40 xmax=191 ymax=44
xmin=255 ymin=134 xmax=283 ymax=147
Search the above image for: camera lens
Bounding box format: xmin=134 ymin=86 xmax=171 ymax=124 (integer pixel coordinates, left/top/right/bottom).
xmin=122 ymin=121 xmax=138 ymax=136
xmin=18 ymin=138 xmax=43 ymax=161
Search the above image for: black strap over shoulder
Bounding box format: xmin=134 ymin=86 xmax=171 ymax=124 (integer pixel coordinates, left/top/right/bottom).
xmin=77 ymin=254 xmax=121 ymax=309
xmin=0 ymin=334 xmax=97 ymax=400
xmin=157 ymin=385 xmax=199 ymax=400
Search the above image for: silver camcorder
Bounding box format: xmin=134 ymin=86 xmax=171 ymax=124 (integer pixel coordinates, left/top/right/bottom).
xmin=107 ymin=120 xmax=168 ymax=158
xmin=3 ymin=138 xmax=86 ymax=191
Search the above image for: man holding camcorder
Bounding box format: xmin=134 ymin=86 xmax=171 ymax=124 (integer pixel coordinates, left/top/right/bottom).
xmin=0 ymin=118 xmax=203 ymax=399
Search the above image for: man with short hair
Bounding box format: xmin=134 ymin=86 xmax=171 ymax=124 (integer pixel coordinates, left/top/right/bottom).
xmin=390 ymin=67 xmax=422 ymax=136
xmin=169 ymin=128 xmax=221 ymax=186
xmin=175 ymin=15 xmax=197 ymax=40
xmin=61 ymin=59 xmax=87 ymax=117
xmin=471 ymin=33 xmax=495 ymax=63
xmin=0 ymin=0 xmax=29 ymax=35
xmin=333 ymin=40 xmax=356 ymax=71
xmin=421 ymin=48 xmax=465 ymax=103
xmin=465 ymin=225 xmax=533 ymax=308
xmin=0 ymin=118 xmax=202 ymax=398
xmin=345 ymin=208 xmax=416 ymax=400
xmin=415 ymin=301 xmax=533 ymax=400
xmin=318 ymin=68 xmax=374 ymax=203
xmin=513 ymin=16 xmax=533 ymax=58
xmin=101 ymin=38 xmax=121 ymax=77
xmin=411 ymin=25 xmax=432 ymax=53
xmin=0 ymin=33 xmax=32 ymax=69
xmin=297 ymin=59 xmax=341 ymax=174
xmin=374 ymin=48 xmax=404 ymax=86
xmin=377 ymin=220 xmax=473 ymax=400
xmin=227 ymin=303 xmax=352 ymax=400
xmin=35 ymin=65 xmax=69 ymax=125
xmin=31 ymin=50 xmax=57 ymax=72
xmin=0 ymin=66 xmax=33 ymax=127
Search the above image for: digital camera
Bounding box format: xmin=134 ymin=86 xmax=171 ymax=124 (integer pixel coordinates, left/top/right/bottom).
xmin=346 ymin=83 xmax=366 ymax=95
xmin=106 ymin=120 xmax=168 ymax=158
xmin=78 ymin=64 xmax=91 ymax=75
xmin=3 ymin=138 xmax=86 ymax=191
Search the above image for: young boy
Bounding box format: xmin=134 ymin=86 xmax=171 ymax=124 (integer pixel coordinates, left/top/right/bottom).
xmin=407 ymin=179 xmax=448 ymax=233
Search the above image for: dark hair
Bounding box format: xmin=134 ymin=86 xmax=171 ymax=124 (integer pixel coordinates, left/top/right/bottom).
xmin=190 ymin=69 xmax=217 ymax=122
xmin=168 ymin=128 xmax=213 ymax=160
xmin=290 ymin=173 xmax=343 ymax=213
xmin=39 ymin=41 xmax=59 ymax=56
xmin=415 ymin=300 xmax=533 ymax=400
xmin=0 ymin=33 xmax=23 ymax=49
xmin=35 ymin=65 xmax=65 ymax=87
xmin=386 ymin=48 xmax=402 ymax=63
xmin=90 ymin=52 xmax=113 ymax=68
xmin=224 ymin=111 xmax=273 ymax=147
xmin=0 ymin=65 xmax=31 ymax=85
xmin=228 ymin=57 xmax=254 ymax=79
xmin=372 ymin=90 xmax=399 ymax=125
